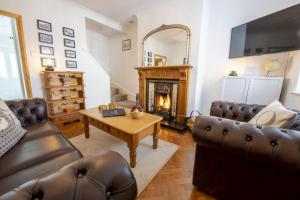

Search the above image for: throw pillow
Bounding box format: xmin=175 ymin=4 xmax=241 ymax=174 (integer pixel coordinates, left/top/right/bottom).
xmin=0 ymin=100 xmax=21 ymax=126
xmin=0 ymin=109 xmax=26 ymax=158
xmin=249 ymin=100 xmax=296 ymax=128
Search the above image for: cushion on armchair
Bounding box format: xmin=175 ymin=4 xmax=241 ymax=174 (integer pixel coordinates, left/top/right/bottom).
xmin=0 ymin=108 xmax=26 ymax=158
xmin=0 ymin=100 xmax=22 ymax=126
xmin=249 ymin=100 xmax=296 ymax=128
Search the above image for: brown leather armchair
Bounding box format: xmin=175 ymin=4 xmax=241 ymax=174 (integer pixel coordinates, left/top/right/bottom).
xmin=192 ymin=101 xmax=300 ymax=200
xmin=0 ymin=98 xmax=137 ymax=200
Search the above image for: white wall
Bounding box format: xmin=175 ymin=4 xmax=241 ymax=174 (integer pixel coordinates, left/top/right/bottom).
xmin=136 ymin=0 xmax=203 ymax=114
xmin=85 ymin=19 xmax=110 ymax=74
xmin=198 ymin=0 xmax=300 ymax=114
xmin=109 ymin=19 xmax=138 ymax=101
xmin=0 ymin=0 xmax=122 ymax=107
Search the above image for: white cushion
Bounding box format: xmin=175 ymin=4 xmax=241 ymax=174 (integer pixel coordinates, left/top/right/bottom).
xmin=0 ymin=100 xmax=26 ymax=157
xmin=249 ymin=100 xmax=296 ymax=128
xmin=0 ymin=100 xmax=21 ymax=126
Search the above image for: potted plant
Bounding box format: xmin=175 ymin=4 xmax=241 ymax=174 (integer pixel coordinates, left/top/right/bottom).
xmin=130 ymin=105 xmax=144 ymax=119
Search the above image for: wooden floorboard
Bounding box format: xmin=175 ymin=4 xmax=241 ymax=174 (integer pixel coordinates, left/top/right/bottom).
xmin=60 ymin=122 xmax=216 ymax=200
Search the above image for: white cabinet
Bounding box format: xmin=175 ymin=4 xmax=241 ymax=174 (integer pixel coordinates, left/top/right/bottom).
xmin=221 ymin=77 xmax=248 ymax=103
xmin=221 ymin=76 xmax=283 ymax=105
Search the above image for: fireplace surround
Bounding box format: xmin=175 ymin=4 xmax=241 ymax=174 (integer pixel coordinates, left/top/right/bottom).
xmin=136 ymin=66 xmax=192 ymax=132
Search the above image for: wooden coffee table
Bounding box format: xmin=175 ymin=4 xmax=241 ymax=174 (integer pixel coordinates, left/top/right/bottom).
xmin=79 ymin=108 xmax=162 ymax=168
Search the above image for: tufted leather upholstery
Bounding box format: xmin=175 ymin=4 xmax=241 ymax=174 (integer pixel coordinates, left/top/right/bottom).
xmin=193 ymin=116 xmax=300 ymax=171
xmin=210 ymin=101 xmax=300 ymax=130
xmin=5 ymin=98 xmax=48 ymax=127
xmin=210 ymin=101 xmax=265 ymax=122
xmin=192 ymin=101 xmax=300 ymax=200
xmin=0 ymin=98 xmax=137 ymax=200
xmin=0 ymin=151 xmax=138 ymax=200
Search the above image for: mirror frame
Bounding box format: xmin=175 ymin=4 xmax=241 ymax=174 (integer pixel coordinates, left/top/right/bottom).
xmin=142 ymin=24 xmax=191 ymax=67
xmin=0 ymin=10 xmax=32 ymax=98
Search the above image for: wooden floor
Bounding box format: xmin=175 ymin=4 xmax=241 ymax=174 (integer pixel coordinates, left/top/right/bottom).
xmin=59 ymin=122 xmax=216 ymax=200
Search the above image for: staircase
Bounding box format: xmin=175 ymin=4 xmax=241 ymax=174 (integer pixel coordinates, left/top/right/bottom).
xmin=111 ymin=86 xmax=136 ymax=109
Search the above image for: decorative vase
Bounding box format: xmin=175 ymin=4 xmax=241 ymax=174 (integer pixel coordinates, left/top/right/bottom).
xmin=130 ymin=111 xmax=144 ymax=119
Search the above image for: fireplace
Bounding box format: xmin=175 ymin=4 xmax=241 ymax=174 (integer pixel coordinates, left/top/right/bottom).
xmin=136 ymin=66 xmax=192 ymax=132
xmin=146 ymin=79 xmax=178 ymax=120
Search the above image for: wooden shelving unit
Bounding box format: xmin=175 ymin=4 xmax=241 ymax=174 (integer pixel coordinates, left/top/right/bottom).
xmin=43 ymin=71 xmax=86 ymax=126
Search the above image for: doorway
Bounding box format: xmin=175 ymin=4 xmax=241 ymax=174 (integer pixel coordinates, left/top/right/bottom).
xmin=0 ymin=10 xmax=31 ymax=100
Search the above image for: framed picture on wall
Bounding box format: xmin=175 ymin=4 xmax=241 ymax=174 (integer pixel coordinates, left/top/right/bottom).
xmin=65 ymin=50 xmax=76 ymax=58
xmin=37 ymin=20 xmax=52 ymax=32
xmin=66 ymin=60 xmax=77 ymax=68
xmin=41 ymin=57 xmax=55 ymax=67
xmin=38 ymin=33 xmax=53 ymax=44
xmin=64 ymin=38 xmax=75 ymax=48
xmin=122 ymin=39 xmax=131 ymax=51
xmin=63 ymin=27 xmax=75 ymax=37
xmin=40 ymin=45 xmax=54 ymax=55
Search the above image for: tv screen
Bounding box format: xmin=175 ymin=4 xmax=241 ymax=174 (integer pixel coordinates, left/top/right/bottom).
xmin=229 ymin=4 xmax=300 ymax=58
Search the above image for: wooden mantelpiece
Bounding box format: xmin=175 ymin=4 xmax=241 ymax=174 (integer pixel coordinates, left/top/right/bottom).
xmin=135 ymin=65 xmax=192 ymax=124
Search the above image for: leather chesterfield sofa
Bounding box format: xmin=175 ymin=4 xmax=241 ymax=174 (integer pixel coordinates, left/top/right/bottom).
xmin=0 ymin=98 xmax=137 ymax=200
xmin=192 ymin=101 xmax=300 ymax=200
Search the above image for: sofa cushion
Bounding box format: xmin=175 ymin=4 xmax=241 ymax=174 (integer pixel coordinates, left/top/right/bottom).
xmin=0 ymin=100 xmax=22 ymax=126
xmin=21 ymin=121 xmax=60 ymax=143
xmin=0 ymin=150 xmax=81 ymax=196
xmin=0 ymin=134 xmax=81 ymax=179
xmin=249 ymin=100 xmax=297 ymax=128
xmin=0 ymin=107 xmax=26 ymax=158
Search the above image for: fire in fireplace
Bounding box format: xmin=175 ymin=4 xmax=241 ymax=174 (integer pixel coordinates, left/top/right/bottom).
xmin=156 ymin=93 xmax=171 ymax=113
xmin=146 ymin=79 xmax=178 ymax=120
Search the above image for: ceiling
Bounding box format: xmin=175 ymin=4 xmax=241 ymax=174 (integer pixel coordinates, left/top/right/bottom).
xmin=73 ymin=0 xmax=163 ymax=24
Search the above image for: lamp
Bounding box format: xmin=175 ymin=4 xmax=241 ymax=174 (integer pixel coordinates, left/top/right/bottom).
xmin=263 ymin=59 xmax=281 ymax=77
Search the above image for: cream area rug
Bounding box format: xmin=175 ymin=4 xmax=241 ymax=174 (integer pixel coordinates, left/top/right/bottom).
xmin=69 ymin=126 xmax=178 ymax=195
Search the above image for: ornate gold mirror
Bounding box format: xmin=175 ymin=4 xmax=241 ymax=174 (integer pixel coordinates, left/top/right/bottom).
xmin=142 ymin=24 xmax=191 ymax=67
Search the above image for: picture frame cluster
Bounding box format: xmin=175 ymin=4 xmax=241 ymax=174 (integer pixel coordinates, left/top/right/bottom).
xmin=63 ymin=27 xmax=77 ymax=69
xmin=38 ymin=20 xmax=55 ymax=69
xmin=37 ymin=19 xmax=77 ymax=69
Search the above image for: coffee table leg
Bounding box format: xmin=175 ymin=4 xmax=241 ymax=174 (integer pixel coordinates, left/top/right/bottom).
xmin=82 ymin=115 xmax=89 ymax=138
xmin=128 ymin=135 xmax=138 ymax=168
xmin=153 ymin=122 xmax=160 ymax=149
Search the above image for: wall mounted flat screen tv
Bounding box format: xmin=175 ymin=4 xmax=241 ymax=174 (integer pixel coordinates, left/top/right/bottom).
xmin=229 ymin=4 xmax=300 ymax=58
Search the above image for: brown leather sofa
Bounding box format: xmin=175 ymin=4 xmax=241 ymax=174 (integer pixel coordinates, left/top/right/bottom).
xmin=0 ymin=98 xmax=137 ymax=200
xmin=192 ymin=101 xmax=300 ymax=200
